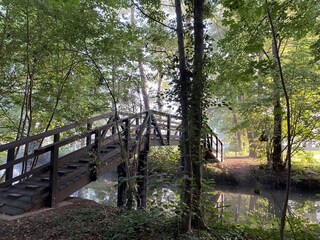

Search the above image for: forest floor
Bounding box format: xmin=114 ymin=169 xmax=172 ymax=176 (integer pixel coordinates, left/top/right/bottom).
xmin=0 ymin=198 xmax=118 ymax=240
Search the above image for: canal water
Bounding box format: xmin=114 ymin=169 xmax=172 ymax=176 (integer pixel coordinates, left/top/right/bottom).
xmin=71 ymin=171 xmax=320 ymax=226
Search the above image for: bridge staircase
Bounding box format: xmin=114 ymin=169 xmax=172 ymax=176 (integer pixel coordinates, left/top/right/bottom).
xmin=0 ymin=110 xmax=223 ymax=216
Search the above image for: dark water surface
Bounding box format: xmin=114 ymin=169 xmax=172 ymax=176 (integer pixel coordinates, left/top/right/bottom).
xmin=71 ymin=171 xmax=320 ymax=225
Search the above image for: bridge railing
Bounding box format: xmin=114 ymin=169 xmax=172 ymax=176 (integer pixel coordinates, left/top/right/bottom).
xmin=0 ymin=113 xmax=116 ymax=188
xmin=205 ymin=131 xmax=224 ymax=162
xmin=0 ymin=110 xmax=223 ymax=197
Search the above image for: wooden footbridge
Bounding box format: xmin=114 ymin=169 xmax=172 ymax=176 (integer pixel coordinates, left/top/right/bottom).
xmin=0 ymin=110 xmax=223 ymax=216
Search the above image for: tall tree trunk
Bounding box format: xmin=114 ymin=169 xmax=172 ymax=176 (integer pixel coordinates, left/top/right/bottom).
xmin=266 ymin=2 xmax=292 ymax=239
xmin=174 ymin=0 xmax=192 ymax=233
xmin=156 ymin=73 xmax=163 ymax=111
xmin=232 ymin=110 xmax=242 ymax=153
xmin=190 ymin=0 xmax=205 ymax=229
xmin=272 ymin=76 xmax=283 ymax=171
xmin=138 ymin=61 xmax=150 ymax=110
xmin=131 ymin=5 xmax=150 ymax=111
xmin=247 ymin=129 xmax=257 ymax=158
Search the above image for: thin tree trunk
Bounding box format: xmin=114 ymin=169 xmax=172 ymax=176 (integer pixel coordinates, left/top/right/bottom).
xmin=156 ymin=73 xmax=163 ymax=111
xmin=175 ymin=0 xmax=192 ymax=233
xmin=266 ymin=2 xmax=292 ymax=239
xmin=131 ymin=5 xmax=150 ymax=111
xmin=272 ymin=78 xmax=283 ymax=171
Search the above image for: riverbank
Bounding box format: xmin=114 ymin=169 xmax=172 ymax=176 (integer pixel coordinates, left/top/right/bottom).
xmin=205 ymin=157 xmax=320 ymax=193
xmin=1 ymin=196 xmax=319 ymax=240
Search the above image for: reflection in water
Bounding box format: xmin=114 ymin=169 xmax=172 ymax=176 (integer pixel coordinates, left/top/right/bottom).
xmin=212 ymin=189 xmax=320 ymax=225
xmin=72 ymin=172 xmax=320 ymax=225
xmin=71 ymin=171 xmax=118 ymax=205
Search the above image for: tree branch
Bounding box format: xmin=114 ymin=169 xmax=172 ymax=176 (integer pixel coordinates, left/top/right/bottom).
xmin=131 ymin=0 xmax=176 ymax=31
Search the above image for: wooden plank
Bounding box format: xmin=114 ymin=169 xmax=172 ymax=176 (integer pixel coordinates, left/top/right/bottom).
xmin=150 ymin=114 xmax=165 ymax=145
xmin=0 ymin=163 xmax=50 ymax=188
xmin=49 ymin=145 xmax=59 ymax=207
xmin=5 ymin=148 xmax=14 ymax=182
xmin=0 ymin=205 xmax=25 ymax=216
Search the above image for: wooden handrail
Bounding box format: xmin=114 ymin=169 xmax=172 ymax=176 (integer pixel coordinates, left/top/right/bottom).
xmin=0 ymin=112 xmax=114 ymax=151
xmin=0 ymin=110 xmax=224 ymax=191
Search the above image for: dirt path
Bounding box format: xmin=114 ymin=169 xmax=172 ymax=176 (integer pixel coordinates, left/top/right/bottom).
xmin=222 ymin=157 xmax=260 ymax=175
xmin=211 ymin=157 xmax=263 ymax=186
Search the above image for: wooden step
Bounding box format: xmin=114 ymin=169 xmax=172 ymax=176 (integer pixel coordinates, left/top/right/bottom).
xmin=25 ymin=185 xmax=40 ymax=190
xmin=67 ymin=164 xmax=78 ymax=169
xmin=25 ymin=179 xmax=49 ymax=187
xmin=0 ymin=198 xmax=34 ymax=210
xmin=8 ymin=193 xmax=22 ymax=199
xmin=0 ymin=205 xmax=25 ymax=216
xmin=79 ymin=158 xmax=91 ymax=164
xmin=100 ymin=148 xmax=109 ymax=153
xmin=58 ymin=170 xmax=69 ymax=176
xmin=41 ymin=177 xmax=50 ymax=182
xmin=105 ymin=145 xmax=118 ymax=149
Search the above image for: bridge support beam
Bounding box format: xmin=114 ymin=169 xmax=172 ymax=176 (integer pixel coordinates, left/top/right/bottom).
xmin=137 ymin=148 xmax=149 ymax=208
xmin=137 ymin=114 xmax=150 ymax=209
xmin=117 ymin=162 xmax=127 ymax=207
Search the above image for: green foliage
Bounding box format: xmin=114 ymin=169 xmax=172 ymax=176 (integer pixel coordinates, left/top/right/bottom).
xmin=209 ymin=0 xmax=320 ymax=161
xmin=149 ymin=146 xmax=180 ymax=177
xmin=103 ymin=208 xmax=177 ymax=240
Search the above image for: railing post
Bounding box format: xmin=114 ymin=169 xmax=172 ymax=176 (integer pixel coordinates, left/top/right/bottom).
xmin=49 ymin=144 xmax=59 ymax=207
xmin=94 ymin=130 xmax=101 ymax=162
xmin=5 ymin=148 xmax=15 ymax=184
xmin=215 ymin=135 xmax=219 ymax=160
xmin=221 ymin=142 xmax=224 ymax=162
xmin=86 ymin=123 xmax=92 ymax=146
xmin=167 ymin=115 xmax=171 ymax=145
xmin=54 ymin=133 xmax=60 ymax=143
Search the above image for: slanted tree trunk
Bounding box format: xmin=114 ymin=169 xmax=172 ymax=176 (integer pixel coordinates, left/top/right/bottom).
xmin=174 ymin=0 xmax=192 ymax=233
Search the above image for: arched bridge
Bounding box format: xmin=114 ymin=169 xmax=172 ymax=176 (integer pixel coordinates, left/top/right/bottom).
xmin=0 ymin=110 xmax=223 ymax=216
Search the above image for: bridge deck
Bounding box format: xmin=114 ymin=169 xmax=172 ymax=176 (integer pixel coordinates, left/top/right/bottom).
xmin=0 ymin=110 xmax=223 ymax=216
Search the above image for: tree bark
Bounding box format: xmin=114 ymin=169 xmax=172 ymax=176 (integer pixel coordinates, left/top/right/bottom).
xmin=272 ymin=70 xmax=283 ymax=171
xmin=232 ymin=110 xmax=242 ymax=153
xmin=247 ymin=130 xmax=257 ymax=158
xmin=190 ymin=0 xmax=205 ymax=229
xmin=174 ymin=0 xmax=192 ymax=233
xmin=266 ymin=2 xmax=292 ymax=239
xmin=138 ymin=61 xmax=150 ymax=110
